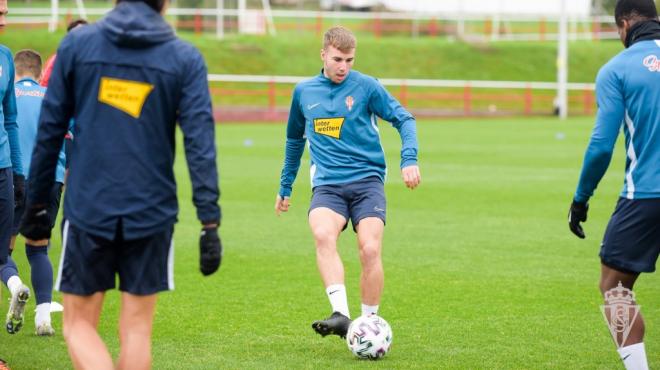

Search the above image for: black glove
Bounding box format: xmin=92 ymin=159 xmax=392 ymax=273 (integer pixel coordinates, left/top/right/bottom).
xmin=13 ymin=173 xmax=25 ymax=209
xmin=199 ymin=226 xmax=222 ymax=276
xmin=568 ymin=200 xmax=588 ymax=239
xmin=19 ymin=204 xmax=51 ymax=240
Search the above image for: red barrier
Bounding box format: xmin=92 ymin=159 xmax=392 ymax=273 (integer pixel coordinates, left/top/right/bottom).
xmin=268 ymin=79 xmax=276 ymax=113
xmin=592 ymin=20 xmax=601 ymax=41
xmin=463 ymin=84 xmax=471 ymax=115
xmin=524 ymin=85 xmax=533 ymax=115
xmin=583 ymin=89 xmax=594 ymax=115
xmin=316 ymin=13 xmax=323 ymax=37
xmin=373 ymin=14 xmax=382 ymax=38
xmin=399 ymin=82 xmax=408 ymax=107
xmin=194 ymin=11 xmax=202 ymax=34
xmin=428 ymin=18 xmax=438 ymax=37
xmin=208 ymin=82 xmax=590 ymax=119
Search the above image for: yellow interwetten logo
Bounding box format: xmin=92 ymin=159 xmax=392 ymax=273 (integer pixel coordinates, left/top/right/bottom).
xmin=313 ymin=117 xmax=345 ymax=139
xmin=98 ymin=77 xmax=154 ymax=119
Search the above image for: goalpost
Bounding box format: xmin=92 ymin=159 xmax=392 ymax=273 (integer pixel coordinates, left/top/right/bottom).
xmin=48 ymin=0 xmax=88 ymax=32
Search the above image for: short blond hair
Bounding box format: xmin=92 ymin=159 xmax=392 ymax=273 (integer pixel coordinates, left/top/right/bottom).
xmin=323 ymin=26 xmax=356 ymax=53
xmin=14 ymin=49 xmax=42 ymax=79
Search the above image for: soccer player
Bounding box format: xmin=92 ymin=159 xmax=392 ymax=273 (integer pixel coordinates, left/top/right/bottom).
xmin=0 ymin=0 xmax=30 ymax=336
xmin=275 ymin=26 xmax=421 ymax=339
xmin=8 ymin=49 xmax=66 ymax=336
xmin=20 ymin=0 xmax=223 ymax=368
xmin=568 ymin=1 xmax=660 ymax=369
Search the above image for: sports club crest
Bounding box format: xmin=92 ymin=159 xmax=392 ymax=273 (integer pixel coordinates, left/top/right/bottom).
xmin=0 ymin=65 xmax=3 ymax=77
xmin=643 ymin=55 xmax=660 ymax=72
xmin=345 ymin=96 xmax=354 ymax=111
xmin=601 ymin=282 xmax=640 ymax=348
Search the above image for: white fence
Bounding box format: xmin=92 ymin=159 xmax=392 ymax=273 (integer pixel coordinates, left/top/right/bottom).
xmin=9 ymin=7 xmax=619 ymax=41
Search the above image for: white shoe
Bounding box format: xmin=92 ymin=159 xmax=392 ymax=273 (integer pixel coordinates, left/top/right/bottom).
xmin=36 ymin=322 xmax=55 ymax=336
xmin=6 ymin=285 xmax=30 ymax=334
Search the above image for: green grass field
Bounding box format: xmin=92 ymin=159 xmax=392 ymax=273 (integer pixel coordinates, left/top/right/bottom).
xmin=1 ymin=116 xmax=659 ymax=369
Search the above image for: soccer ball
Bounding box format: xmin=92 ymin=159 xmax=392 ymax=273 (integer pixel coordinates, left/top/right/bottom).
xmin=346 ymin=315 xmax=392 ymax=360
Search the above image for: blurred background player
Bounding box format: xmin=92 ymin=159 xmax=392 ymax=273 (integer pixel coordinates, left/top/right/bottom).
xmin=275 ymin=26 xmax=421 ymax=339
xmin=20 ymin=0 xmax=223 ymax=368
xmin=40 ymin=18 xmax=88 ymax=88
xmin=40 ymin=18 xmax=87 ymax=176
xmin=569 ymin=0 xmax=660 ymax=369
xmin=0 ymin=0 xmax=30 ymax=336
xmin=10 ymin=49 xmax=66 ymax=336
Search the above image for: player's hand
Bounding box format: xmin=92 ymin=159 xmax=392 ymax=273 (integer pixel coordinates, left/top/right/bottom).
xmin=19 ymin=204 xmax=51 ymax=240
xmin=401 ymin=165 xmax=421 ymax=189
xmin=199 ymin=225 xmax=222 ymax=276
xmin=13 ymin=173 xmax=25 ymax=209
xmin=275 ymin=195 xmax=290 ymax=216
xmin=568 ymin=200 xmax=589 ymax=239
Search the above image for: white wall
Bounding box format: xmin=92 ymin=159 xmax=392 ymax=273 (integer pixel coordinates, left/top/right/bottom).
xmin=380 ymin=0 xmax=592 ymax=16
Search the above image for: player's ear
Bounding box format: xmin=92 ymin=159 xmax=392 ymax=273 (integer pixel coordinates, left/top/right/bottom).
xmin=320 ymin=48 xmax=325 ymax=61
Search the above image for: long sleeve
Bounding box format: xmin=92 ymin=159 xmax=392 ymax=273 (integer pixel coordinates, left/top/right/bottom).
xmin=278 ymin=85 xmax=306 ymax=198
xmin=29 ymin=38 xmax=74 ymax=204
xmin=574 ymin=66 xmax=623 ymax=203
xmin=3 ymin=57 xmax=22 ymax=175
xmin=178 ymin=50 xmax=221 ymax=224
xmin=368 ymin=80 xmax=418 ymax=168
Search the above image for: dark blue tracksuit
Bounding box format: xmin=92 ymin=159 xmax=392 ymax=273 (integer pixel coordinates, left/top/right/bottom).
xmin=27 ymin=1 xmax=220 ymax=240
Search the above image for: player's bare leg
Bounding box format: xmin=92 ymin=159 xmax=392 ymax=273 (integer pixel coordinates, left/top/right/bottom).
xmin=309 ymin=207 xmax=351 ymax=337
xmin=63 ymin=292 xmax=112 ymax=370
xmin=356 ymin=217 xmax=384 ymax=316
xmin=117 ymin=293 xmax=157 ymax=370
xmin=600 ymin=264 xmax=648 ymax=370
xmin=309 ymin=207 xmax=346 ymax=287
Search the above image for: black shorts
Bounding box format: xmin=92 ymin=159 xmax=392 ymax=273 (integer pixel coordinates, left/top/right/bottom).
xmin=55 ymin=220 xmax=175 ymax=295
xmin=12 ymin=181 xmax=63 ymax=236
xmin=309 ymin=176 xmax=386 ymax=231
xmin=600 ymin=197 xmax=660 ymax=273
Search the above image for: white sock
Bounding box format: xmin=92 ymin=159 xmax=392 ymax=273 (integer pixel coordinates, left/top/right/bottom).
xmin=7 ymin=275 xmax=23 ymax=296
xmin=35 ymin=303 xmax=52 ymax=326
xmin=326 ymin=284 xmax=350 ymax=318
xmin=361 ymin=303 xmax=379 ymax=317
xmin=617 ymin=342 xmax=649 ymax=370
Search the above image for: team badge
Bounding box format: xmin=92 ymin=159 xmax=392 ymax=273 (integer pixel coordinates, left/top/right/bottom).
xmin=643 ymin=55 xmax=660 ymax=72
xmin=313 ymin=117 xmax=345 ymax=139
xmin=345 ymin=96 xmax=354 ymax=111
xmin=0 ymin=66 xmax=3 ymax=77
xmin=98 ymin=77 xmax=154 ymax=119
xmin=601 ymin=282 xmax=641 ymax=348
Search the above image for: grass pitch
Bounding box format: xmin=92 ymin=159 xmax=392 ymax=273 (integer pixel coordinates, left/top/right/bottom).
xmin=1 ymin=116 xmax=659 ymax=369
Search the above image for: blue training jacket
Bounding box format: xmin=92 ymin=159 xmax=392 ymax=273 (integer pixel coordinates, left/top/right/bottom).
xmin=279 ymin=70 xmax=418 ymax=197
xmin=0 ymin=45 xmax=23 ymax=175
xmin=15 ymin=77 xmax=65 ymax=183
xmin=575 ymin=40 xmax=660 ymax=202
xmin=28 ymin=1 xmax=220 ymax=239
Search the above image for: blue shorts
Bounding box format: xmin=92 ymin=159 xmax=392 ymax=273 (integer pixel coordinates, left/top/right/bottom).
xmin=0 ymin=168 xmax=13 ymax=265
xmin=12 ymin=181 xmax=63 ymax=236
xmin=55 ymin=220 xmax=175 ymax=295
xmin=309 ymin=176 xmax=386 ymax=231
xmin=600 ymin=197 xmax=660 ymax=273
